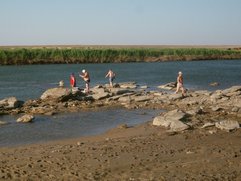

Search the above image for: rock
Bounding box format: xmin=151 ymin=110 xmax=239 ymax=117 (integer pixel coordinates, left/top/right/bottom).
xmin=16 ymin=114 xmax=34 ymax=123
xmin=209 ymin=82 xmax=220 ymax=86
xmin=208 ymin=130 xmax=217 ymax=134
xmin=222 ymin=86 xmax=241 ymax=95
xmin=118 ymin=96 xmax=132 ymax=103
xmin=211 ymin=106 xmax=222 ymax=112
xmin=140 ymin=85 xmax=148 ymax=89
xmin=133 ymin=95 xmax=151 ymax=102
xmin=215 ymin=120 xmax=240 ymax=131
xmin=153 ymin=109 xmax=189 ymax=132
xmin=119 ymin=82 xmax=137 ymax=89
xmin=0 ymin=120 xmax=9 ymax=126
xmin=210 ymin=94 xmax=222 ymax=102
xmin=110 ymin=88 xmax=134 ymax=95
xmin=30 ymin=107 xmax=50 ymax=114
xmin=231 ymin=107 xmax=239 ymax=112
xmin=165 ymin=109 xmax=187 ymax=120
xmin=153 ymin=92 xmax=164 ymax=96
xmin=91 ymin=87 xmax=106 ymax=94
xmin=153 ymin=116 xmax=165 ymax=126
xmin=92 ymin=92 xmax=110 ymax=100
xmin=92 ymin=84 xmax=103 ymax=89
xmin=0 ymin=97 xmax=23 ymax=109
xmin=44 ymin=111 xmax=56 ymax=116
xmin=40 ymin=87 xmax=72 ymax=101
xmin=186 ymin=108 xmax=203 ymax=116
xmin=168 ymin=93 xmax=183 ymax=101
xmin=193 ymin=90 xmax=212 ymax=96
xmin=169 ymin=120 xmax=189 ymax=132
xmin=201 ymin=122 xmax=215 ymax=128
xmin=117 ymin=124 xmax=129 ymax=129
xmin=235 ymin=102 xmax=241 ymax=108
xmin=225 ymin=91 xmax=241 ymax=97
xmin=158 ymin=82 xmax=176 ymax=90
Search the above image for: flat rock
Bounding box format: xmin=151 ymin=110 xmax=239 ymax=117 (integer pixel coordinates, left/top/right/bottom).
xmin=153 ymin=109 xmax=189 ymax=132
xmin=168 ymin=94 xmax=183 ymax=101
xmin=16 ymin=114 xmax=35 ymax=123
xmin=209 ymin=82 xmax=220 ymax=86
xmin=133 ymin=95 xmax=151 ymax=102
xmin=186 ymin=108 xmax=203 ymax=116
xmin=110 ymin=88 xmax=134 ymax=95
xmin=215 ymin=120 xmax=240 ymax=131
xmin=140 ymin=85 xmax=148 ymax=89
xmin=164 ymin=109 xmax=187 ymax=120
xmin=222 ymin=86 xmax=241 ymax=95
xmin=91 ymin=87 xmax=106 ymax=94
xmin=193 ymin=90 xmax=212 ymax=96
xmin=201 ymin=122 xmax=215 ymax=128
xmin=118 ymin=96 xmax=132 ymax=103
xmin=92 ymin=92 xmax=110 ymax=100
xmin=169 ymin=120 xmax=190 ymax=132
xmin=40 ymin=87 xmax=72 ymax=100
xmin=119 ymin=82 xmax=137 ymax=89
xmin=211 ymin=106 xmax=222 ymax=112
xmin=158 ymin=82 xmax=176 ymax=90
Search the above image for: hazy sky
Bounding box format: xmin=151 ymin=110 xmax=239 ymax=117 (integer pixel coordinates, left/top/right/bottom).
xmin=1 ymin=0 xmax=241 ymax=45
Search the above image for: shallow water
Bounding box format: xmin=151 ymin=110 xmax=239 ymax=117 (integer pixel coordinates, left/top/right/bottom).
xmin=0 ymin=108 xmax=160 ymax=147
xmin=0 ymin=60 xmax=241 ymax=100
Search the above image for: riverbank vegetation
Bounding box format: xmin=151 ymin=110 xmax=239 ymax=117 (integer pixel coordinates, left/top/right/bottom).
xmin=0 ymin=47 xmax=241 ymax=65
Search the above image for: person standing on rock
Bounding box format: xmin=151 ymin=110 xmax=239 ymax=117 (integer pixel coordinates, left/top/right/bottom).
xmin=175 ymin=71 xmax=185 ymax=96
xmin=105 ymin=69 xmax=116 ymax=88
xmin=70 ymin=73 xmax=76 ymax=88
xmin=79 ymin=69 xmax=90 ymax=93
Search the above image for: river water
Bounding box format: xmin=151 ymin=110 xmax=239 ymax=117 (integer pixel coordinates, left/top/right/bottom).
xmin=0 ymin=60 xmax=241 ymax=100
xmin=0 ymin=108 xmax=160 ymax=147
xmin=0 ymin=60 xmax=241 ymax=146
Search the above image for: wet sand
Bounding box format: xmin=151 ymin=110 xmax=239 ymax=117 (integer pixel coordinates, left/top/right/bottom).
xmin=0 ymin=121 xmax=241 ymax=180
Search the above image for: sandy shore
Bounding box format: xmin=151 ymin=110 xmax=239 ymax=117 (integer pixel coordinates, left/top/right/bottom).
xmin=0 ymin=120 xmax=241 ymax=180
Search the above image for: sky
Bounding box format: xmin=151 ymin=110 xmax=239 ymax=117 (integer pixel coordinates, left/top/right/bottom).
xmin=1 ymin=0 xmax=241 ymax=45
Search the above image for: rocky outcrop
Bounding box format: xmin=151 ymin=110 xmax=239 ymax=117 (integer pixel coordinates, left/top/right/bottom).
xmin=16 ymin=114 xmax=35 ymax=123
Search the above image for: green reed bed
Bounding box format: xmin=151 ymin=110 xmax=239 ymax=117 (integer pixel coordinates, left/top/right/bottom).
xmin=0 ymin=47 xmax=241 ymax=65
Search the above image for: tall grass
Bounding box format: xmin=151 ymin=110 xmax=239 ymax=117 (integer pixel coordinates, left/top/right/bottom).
xmin=0 ymin=47 xmax=241 ymax=65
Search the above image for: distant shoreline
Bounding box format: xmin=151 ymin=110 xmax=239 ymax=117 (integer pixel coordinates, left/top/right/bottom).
xmin=1 ymin=44 xmax=241 ymax=49
xmin=0 ymin=45 xmax=241 ymax=65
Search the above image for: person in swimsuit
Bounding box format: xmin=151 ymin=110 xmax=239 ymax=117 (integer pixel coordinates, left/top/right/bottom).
xmin=70 ymin=73 xmax=76 ymax=88
xmin=175 ymin=71 xmax=185 ymax=96
xmin=79 ymin=69 xmax=90 ymax=93
xmin=105 ymin=69 xmax=116 ymax=88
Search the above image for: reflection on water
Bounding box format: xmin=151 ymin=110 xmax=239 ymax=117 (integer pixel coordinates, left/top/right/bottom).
xmin=0 ymin=108 xmax=160 ymax=147
xmin=0 ymin=60 xmax=241 ymax=100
